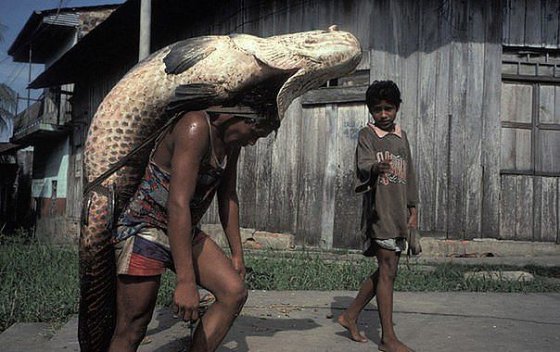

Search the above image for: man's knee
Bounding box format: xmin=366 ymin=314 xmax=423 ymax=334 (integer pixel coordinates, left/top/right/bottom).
xmin=220 ymin=280 xmax=248 ymax=308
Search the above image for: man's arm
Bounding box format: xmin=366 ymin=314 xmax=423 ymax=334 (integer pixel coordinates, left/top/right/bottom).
xmin=217 ymin=146 xmax=245 ymax=279
xmin=167 ymin=112 xmax=210 ymax=322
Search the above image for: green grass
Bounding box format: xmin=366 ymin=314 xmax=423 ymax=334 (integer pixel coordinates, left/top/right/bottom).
xmin=1 ymin=243 xmax=559 ymax=332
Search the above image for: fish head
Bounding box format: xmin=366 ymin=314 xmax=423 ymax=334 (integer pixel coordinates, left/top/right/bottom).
xmin=233 ymin=26 xmax=362 ymax=121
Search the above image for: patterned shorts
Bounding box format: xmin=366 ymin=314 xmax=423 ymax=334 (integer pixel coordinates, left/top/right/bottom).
xmin=114 ymin=226 xmax=208 ymax=276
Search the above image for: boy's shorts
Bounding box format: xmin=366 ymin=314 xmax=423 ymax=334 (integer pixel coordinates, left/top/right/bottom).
xmin=114 ymin=226 xmax=208 ymax=276
xmin=363 ymin=237 xmax=407 ymax=256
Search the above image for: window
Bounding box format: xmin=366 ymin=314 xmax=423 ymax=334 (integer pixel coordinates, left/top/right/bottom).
xmin=501 ymin=49 xmax=560 ymax=176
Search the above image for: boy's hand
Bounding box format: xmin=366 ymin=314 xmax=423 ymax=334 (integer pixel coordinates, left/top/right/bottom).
xmin=407 ymin=207 xmax=418 ymax=229
xmin=374 ymin=159 xmax=392 ymax=175
xmin=173 ymin=281 xmax=200 ymax=322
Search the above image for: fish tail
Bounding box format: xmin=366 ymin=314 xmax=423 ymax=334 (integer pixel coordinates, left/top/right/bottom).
xmin=78 ymin=190 xmax=117 ymax=352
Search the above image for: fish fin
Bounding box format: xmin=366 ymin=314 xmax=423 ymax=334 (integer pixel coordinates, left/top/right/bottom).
xmin=164 ymin=37 xmax=218 ymax=74
xmin=165 ymin=83 xmax=225 ymax=115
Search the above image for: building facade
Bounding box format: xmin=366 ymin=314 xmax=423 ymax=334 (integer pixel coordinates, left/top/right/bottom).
xmin=15 ymin=0 xmax=560 ymax=247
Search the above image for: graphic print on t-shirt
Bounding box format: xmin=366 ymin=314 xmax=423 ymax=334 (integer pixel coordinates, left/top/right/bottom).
xmin=375 ymin=151 xmax=407 ymax=186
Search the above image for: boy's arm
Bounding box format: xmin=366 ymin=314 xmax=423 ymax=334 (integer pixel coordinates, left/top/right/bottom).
xmin=355 ymin=129 xmax=385 ymax=193
xmin=404 ymin=131 xmax=419 ymax=229
xmin=217 ymin=146 xmax=245 ymax=279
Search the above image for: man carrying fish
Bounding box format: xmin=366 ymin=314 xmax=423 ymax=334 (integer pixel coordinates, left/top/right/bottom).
xmin=108 ymin=109 xmax=279 ymax=351
xmin=80 ymin=26 xmax=362 ymax=351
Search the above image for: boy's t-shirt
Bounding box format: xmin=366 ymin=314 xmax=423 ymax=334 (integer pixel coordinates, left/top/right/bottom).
xmin=355 ymin=123 xmax=418 ymax=246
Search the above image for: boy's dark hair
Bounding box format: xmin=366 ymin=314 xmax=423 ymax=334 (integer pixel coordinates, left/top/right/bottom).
xmin=365 ymin=80 xmax=402 ymax=114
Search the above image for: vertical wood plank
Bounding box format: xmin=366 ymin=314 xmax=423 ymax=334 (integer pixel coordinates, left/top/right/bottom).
xmin=481 ymin=0 xmax=503 ymax=238
xmin=268 ymin=100 xmax=302 ymax=234
xmin=500 ymin=175 xmax=517 ymax=239
xmin=447 ymin=0 xmax=469 ymax=239
xmin=524 ymin=0 xmax=543 ymax=46
xmin=417 ymin=0 xmax=438 ymax=233
xmin=508 ymin=0 xmax=527 ymax=46
xmin=543 ymin=0 xmax=560 ymax=48
xmin=433 ymin=1 xmax=452 ymax=236
xmin=532 ymin=176 xmax=559 ymax=242
xmin=333 ymin=104 xmax=367 ymax=249
xmin=516 ymin=175 xmax=534 ymax=240
xmin=296 ymin=106 xmax=327 ymax=246
xmin=319 ymin=104 xmax=338 ymax=249
xmin=464 ymin=1 xmax=485 ymax=238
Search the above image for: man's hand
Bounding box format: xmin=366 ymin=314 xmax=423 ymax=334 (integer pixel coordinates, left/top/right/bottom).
xmin=173 ymin=281 xmax=200 ymax=322
xmin=231 ymin=255 xmax=246 ymax=280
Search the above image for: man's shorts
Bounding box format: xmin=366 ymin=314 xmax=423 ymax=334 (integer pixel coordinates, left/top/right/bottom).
xmin=363 ymin=237 xmax=407 ymax=257
xmin=114 ymin=226 xmax=208 ymax=276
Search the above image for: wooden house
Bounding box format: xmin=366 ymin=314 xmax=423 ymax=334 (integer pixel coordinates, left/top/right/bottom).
xmin=23 ymin=0 xmax=560 ymax=248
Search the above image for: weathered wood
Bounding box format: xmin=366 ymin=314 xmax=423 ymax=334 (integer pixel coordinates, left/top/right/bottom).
xmin=505 ymin=0 xmax=527 ymax=46
xmin=543 ymin=0 xmax=560 ymax=48
xmin=333 ymin=104 xmax=366 ymax=249
xmin=516 ymin=175 xmax=535 ymax=240
xmin=417 ymin=0 xmax=439 ymax=233
xmin=434 ymin=12 xmax=454 ymax=235
xmin=319 ymin=104 xmax=337 ymax=249
xmin=534 ymin=177 xmax=559 ymax=241
xmin=500 ymin=175 xmax=534 ymax=240
xmin=536 ymin=130 xmax=560 ymax=174
xmin=464 ymin=1 xmax=485 ymax=238
xmin=301 ymin=86 xmax=367 ymax=105
xmin=447 ymin=0 xmax=469 ymax=239
xmin=501 ymin=83 xmax=533 ymax=123
xmin=539 ymin=85 xmax=559 ymax=124
xmin=267 ymin=100 xmax=301 ymax=234
xmin=501 ymin=128 xmax=532 ymax=171
xmin=295 ymin=106 xmax=327 ymax=246
xmin=524 ymin=0 xmax=542 ymax=46
xmin=481 ymin=0 xmax=503 ymax=238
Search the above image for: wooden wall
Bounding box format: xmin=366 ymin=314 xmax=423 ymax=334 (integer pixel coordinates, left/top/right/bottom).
xmin=200 ymin=0 xmax=509 ymax=246
xmin=503 ymin=0 xmax=560 ymax=48
xmin=70 ymin=0 xmax=560 ymax=247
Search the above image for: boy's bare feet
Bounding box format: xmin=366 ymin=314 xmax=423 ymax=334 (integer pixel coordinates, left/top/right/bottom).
xmin=337 ymin=312 xmax=368 ymax=343
xmin=378 ymin=338 xmax=414 ymax=352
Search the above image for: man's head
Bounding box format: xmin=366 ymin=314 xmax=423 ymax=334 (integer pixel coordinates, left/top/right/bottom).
xmin=365 ymin=80 xmax=401 ymax=131
xmin=221 ymin=114 xmax=280 ymax=147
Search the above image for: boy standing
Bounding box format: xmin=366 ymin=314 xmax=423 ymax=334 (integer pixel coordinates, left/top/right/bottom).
xmin=338 ymin=80 xmax=418 ymax=352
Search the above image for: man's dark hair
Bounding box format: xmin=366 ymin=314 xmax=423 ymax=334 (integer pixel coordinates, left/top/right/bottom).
xmin=365 ymin=80 xmax=402 ymax=114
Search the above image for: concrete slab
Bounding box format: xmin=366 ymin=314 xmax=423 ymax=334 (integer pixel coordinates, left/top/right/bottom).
xmin=22 ymin=291 xmax=559 ymax=352
xmin=0 ymin=322 xmax=51 ymax=352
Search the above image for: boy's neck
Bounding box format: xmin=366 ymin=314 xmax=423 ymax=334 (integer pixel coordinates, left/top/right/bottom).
xmin=375 ymin=122 xmax=396 ymax=132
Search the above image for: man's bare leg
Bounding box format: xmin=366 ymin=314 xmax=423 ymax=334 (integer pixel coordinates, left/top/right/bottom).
xmin=108 ymin=275 xmax=161 ymax=352
xmin=338 ymin=270 xmax=379 ymax=342
xmin=190 ymin=236 xmax=248 ymax=352
xmin=376 ymin=248 xmax=413 ymax=352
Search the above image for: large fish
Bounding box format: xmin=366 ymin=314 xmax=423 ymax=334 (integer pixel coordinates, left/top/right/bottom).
xmin=79 ymin=25 xmax=361 ymax=351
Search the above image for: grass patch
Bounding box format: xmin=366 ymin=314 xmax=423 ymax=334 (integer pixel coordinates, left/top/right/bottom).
xmin=0 ymin=243 xmax=79 ymax=333
xmin=1 ymin=244 xmax=559 ymax=333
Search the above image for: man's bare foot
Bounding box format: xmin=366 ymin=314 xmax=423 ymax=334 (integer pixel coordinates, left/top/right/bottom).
xmin=378 ymin=338 xmax=414 ymax=352
xmin=337 ymin=312 xmax=368 ymax=343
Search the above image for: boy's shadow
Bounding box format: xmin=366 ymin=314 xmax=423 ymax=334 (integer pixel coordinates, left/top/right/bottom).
xmin=330 ymin=295 xmax=381 ymax=346
xmin=143 ymin=307 xmax=320 ymax=352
